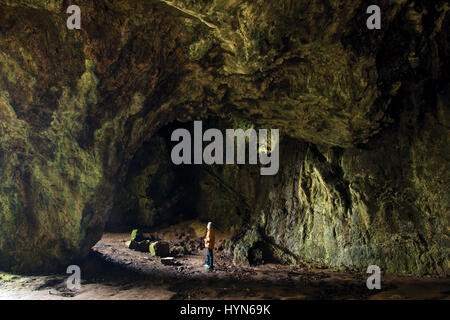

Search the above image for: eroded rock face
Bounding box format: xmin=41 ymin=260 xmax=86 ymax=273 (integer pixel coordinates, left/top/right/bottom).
xmin=0 ymin=0 xmax=448 ymax=274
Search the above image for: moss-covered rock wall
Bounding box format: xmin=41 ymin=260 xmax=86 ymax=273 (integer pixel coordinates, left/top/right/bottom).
xmin=0 ymin=0 xmax=448 ymax=275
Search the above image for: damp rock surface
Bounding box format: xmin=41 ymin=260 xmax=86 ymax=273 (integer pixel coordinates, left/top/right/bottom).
xmin=0 ymin=1 xmax=448 ymax=275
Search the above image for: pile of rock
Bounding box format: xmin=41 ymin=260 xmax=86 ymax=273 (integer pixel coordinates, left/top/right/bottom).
xmin=126 ymin=229 xmax=183 ymax=259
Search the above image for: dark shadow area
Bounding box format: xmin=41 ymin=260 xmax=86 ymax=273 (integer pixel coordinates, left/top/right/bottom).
xmin=106 ymin=121 xmax=202 ymax=231
xmin=79 ymin=248 xmax=383 ymax=300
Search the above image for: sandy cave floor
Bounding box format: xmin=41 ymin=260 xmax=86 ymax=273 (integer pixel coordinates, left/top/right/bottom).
xmin=0 ymin=222 xmax=449 ymax=300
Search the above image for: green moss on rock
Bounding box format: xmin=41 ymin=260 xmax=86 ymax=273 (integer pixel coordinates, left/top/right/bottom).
xmin=149 ymin=241 xmax=170 ymax=257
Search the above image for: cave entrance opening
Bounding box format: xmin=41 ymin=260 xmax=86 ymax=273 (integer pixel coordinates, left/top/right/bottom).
xmin=106 ymin=121 xmax=201 ymax=232
xmin=97 ymin=115 xmax=296 ymax=283
xmin=106 ymin=116 xmax=257 ymax=231
xmin=102 ymin=117 xmax=255 ymax=259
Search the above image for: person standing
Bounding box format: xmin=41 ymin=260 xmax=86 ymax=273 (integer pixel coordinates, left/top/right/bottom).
xmin=204 ymin=222 xmax=215 ymax=270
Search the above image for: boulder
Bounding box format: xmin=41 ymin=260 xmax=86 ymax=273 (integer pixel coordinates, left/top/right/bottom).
xmin=149 ymin=241 xmax=170 ymax=257
xmin=135 ymin=240 xmax=151 ymax=252
xmin=233 ymin=226 xmax=262 ymax=266
xmin=130 ymin=229 xmax=144 ymax=242
xmin=171 ymin=245 xmax=186 ymax=257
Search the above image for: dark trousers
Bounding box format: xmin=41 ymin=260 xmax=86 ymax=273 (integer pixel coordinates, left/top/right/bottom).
xmin=206 ymin=248 xmax=213 ymax=268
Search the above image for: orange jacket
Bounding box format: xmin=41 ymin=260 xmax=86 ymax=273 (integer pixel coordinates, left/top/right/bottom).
xmin=204 ymin=228 xmax=215 ymax=249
